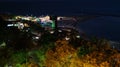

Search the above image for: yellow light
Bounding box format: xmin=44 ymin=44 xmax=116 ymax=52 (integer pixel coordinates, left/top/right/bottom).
xmin=45 ymin=16 xmax=50 ymax=20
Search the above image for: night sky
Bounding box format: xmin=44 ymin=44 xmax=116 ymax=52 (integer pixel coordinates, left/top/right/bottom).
xmin=0 ymin=0 xmax=120 ymax=16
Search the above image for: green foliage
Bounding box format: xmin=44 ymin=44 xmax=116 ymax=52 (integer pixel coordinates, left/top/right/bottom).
xmin=4 ymin=63 xmax=22 ymax=67
xmin=91 ymin=36 xmax=98 ymax=43
xmin=43 ymin=31 xmax=56 ymax=40
xmin=28 ymin=49 xmax=46 ymax=67
xmin=41 ymin=32 xmax=56 ymax=50
xmin=15 ymin=64 xmax=22 ymax=67
xmin=77 ymin=45 xmax=91 ymax=57
xmin=35 ymin=50 xmax=46 ymax=67
xmin=9 ymin=50 xmax=26 ymax=65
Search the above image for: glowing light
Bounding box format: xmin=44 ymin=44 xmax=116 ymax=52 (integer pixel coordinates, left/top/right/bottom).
xmin=7 ymin=24 xmax=14 ymax=27
xmin=35 ymin=37 xmax=39 ymax=39
xmin=14 ymin=24 xmax=18 ymax=26
xmin=32 ymin=36 xmax=40 ymax=40
xmin=24 ymin=23 xmax=29 ymax=27
xmin=51 ymin=21 xmax=55 ymax=29
xmin=15 ymin=16 xmax=21 ymax=19
xmin=18 ymin=22 xmax=24 ymax=29
xmin=76 ymin=35 xmax=80 ymax=38
xmin=57 ymin=17 xmax=61 ymax=20
xmin=57 ymin=17 xmax=64 ymax=20
xmin=58 ymin=30 xmax=62 ymax=32
xmin=50 ymin=31 xmax=54 ymax=34
xmin=65 ymin=37 xmax=70 ymax=40
xmin=45 ymin=16 xmax=50 ymax=20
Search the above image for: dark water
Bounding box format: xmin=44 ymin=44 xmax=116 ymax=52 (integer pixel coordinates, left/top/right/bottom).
xmin=78 ymin=16 xmax=120 ymax=42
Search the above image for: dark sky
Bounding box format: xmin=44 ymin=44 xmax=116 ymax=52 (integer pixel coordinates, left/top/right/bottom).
xmin=0 ymin=0 xmax=120 ymax=16
xmin=0 ymin=0 xmax=100 ymax=1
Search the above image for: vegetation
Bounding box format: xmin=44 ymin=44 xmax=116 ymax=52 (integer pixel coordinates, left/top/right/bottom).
xmin=1 ymin=37 xmax=119 ymax=67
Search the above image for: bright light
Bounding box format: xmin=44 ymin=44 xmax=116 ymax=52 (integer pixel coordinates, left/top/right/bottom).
xmin=35 ymin=37 xmax=39 ymax=39
xmin=24 ymin=23 xmax=29 ymax=27
xmin=57 ymin=17 xmax=64 ymax=20
xmin=65 ymin=37 xmax=70 ymax=40
xmin=18 ymin=22 xmax=24 ymax=29
xmin=76 ymin=35 xmax=80 ymax=38
xmin=15 ymin=16 xmax=21 ymax=19
xmin=40 ymin=16 xmax=51 ymax=22
xmin=40 ymin=18 xmax=46 ymax=22
xmin=7 ymin=24 xmax=13 ymax=27
xmin=50 ymin=31 xmax=54 ymax=34
xmin=57 ymin=17 xmax=61 ymax=20
xmin=32 ymin=36 xmax=40 ymax=40
xmin=45 ymin=16 xmax=50 ymax=20
xmin=14 ymin=24 xmax=18 ymax=26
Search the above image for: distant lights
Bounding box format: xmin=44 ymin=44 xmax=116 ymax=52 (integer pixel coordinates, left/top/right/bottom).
xmin=45 ymin=16 xmax=50 ymax=20
xmin=58 ymin=30 xmax=62 ymax=32
xmin=40 ymin=16 xmax=51 ymax=22
xmin=14 ymin=24 xmax=18 ymax=26
xmin=7 ymin=19 xmax=16 ymax=21
xmin=32 ymin=36 xmax=40 ymax=40
xmin=50 ymin=31 xmax=54 ymax=34
xmin=15 ymin=16 xmax=21 ymax=20
xmin=35 ymin=37 xmax=39 ymax=39
xmin=24 ymin=23 xmax=29 ymax=27
xmin=76 ymin=35 xmax=80 ymax=38
xmin=57 ymin=17 xmax=64 ymax=21
xmin=7 ymin=24 xmax=14 ymax=27
xmin=18 ymin=22 xmax=24 ymax=29
xmin=65 ymin=37 xmax=70 ymax=40
xmin=57 ymin=17 xmax=61 ymax=20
